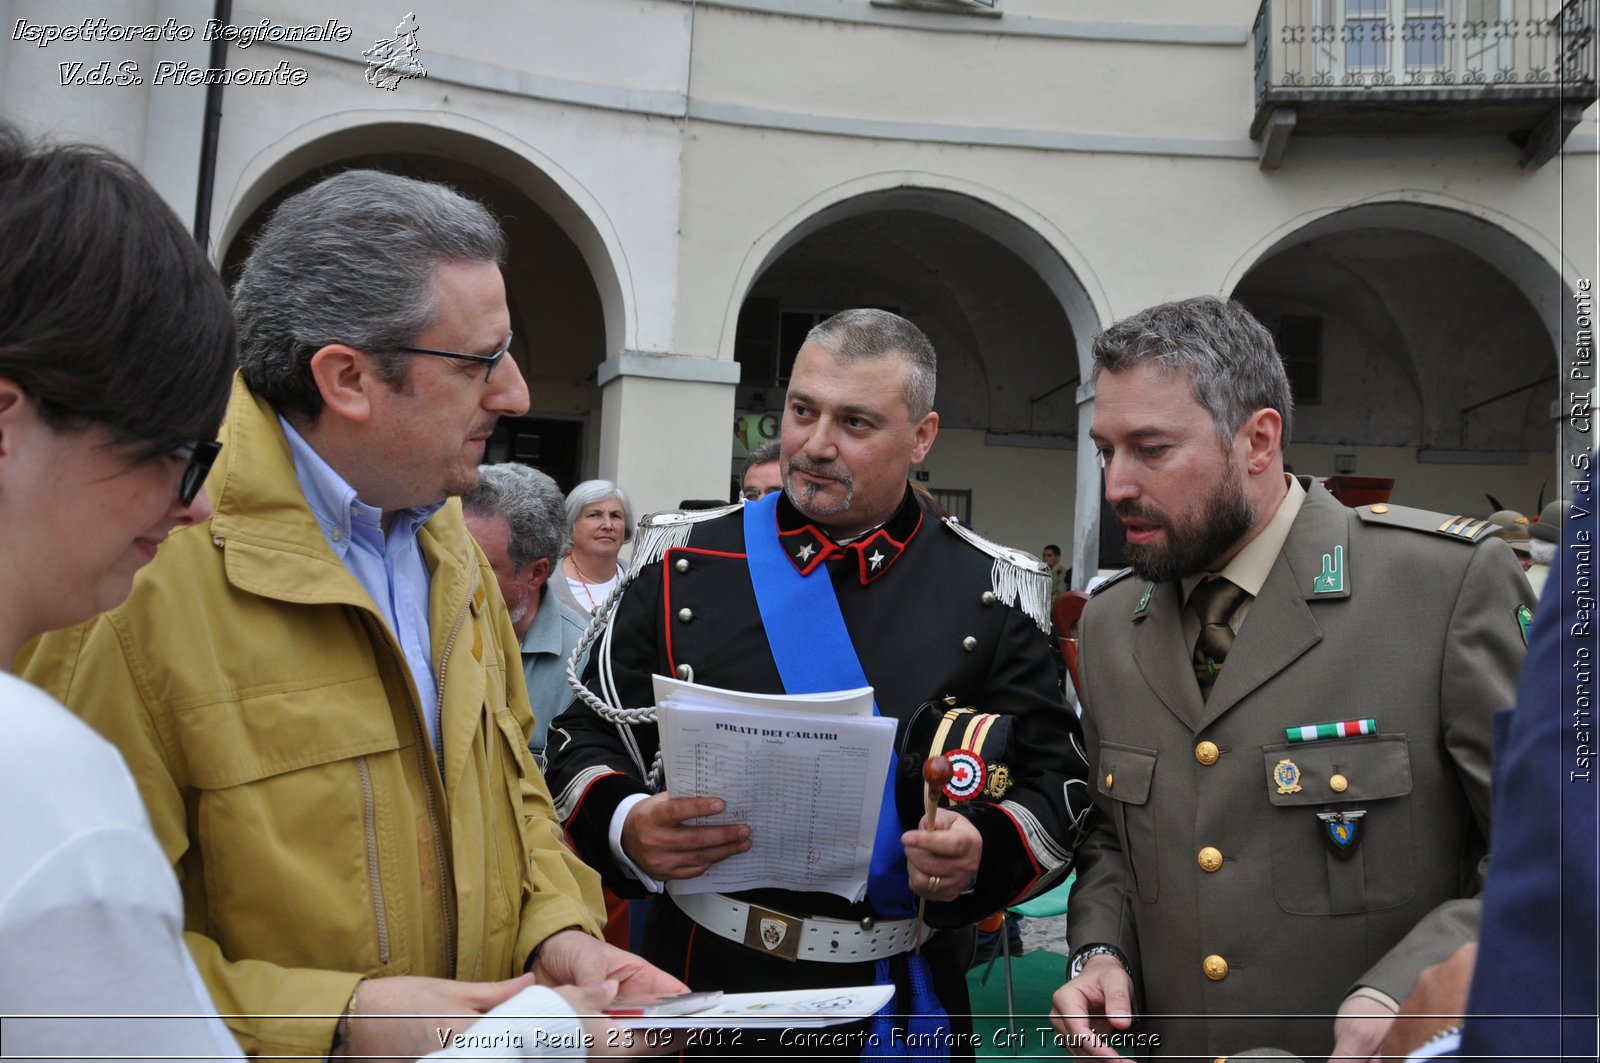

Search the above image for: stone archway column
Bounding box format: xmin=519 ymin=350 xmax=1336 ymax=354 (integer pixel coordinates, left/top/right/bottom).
xmin=597 ymin=351 xmax=742 ymax=522
xmin=1072 ymin=381 xmax=1103 ymax=591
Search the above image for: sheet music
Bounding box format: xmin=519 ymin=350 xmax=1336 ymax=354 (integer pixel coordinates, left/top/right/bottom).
xmin=609 ymin=984 xmax=894 ymax=1029
xmin=651 ymin=675 xmax=895 ymax=901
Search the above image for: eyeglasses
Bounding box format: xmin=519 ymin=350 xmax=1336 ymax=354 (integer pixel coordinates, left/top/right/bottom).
xmin=171 ymin=439 xmax=222 ymax=507
xmin=741 ymin=485 xmax=783 ymax=502
xmin=396 ymin=332 xmax=513 ymax=381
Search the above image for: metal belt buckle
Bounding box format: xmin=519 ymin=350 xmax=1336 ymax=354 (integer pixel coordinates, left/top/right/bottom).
xmin=742 ymin=903 xmax=802 ymax=961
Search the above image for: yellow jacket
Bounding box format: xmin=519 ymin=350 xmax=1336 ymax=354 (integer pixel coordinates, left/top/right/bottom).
xmin=22 ymin=377 xmax=604 ymax=1056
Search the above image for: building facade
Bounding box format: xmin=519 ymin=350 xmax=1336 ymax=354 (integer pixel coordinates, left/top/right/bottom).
xmin=5 ymin=0 xmax=1594 ymax=578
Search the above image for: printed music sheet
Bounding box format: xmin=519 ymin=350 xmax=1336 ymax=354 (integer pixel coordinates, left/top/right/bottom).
xmin=651 ymin=675 xmax=895 ymax=901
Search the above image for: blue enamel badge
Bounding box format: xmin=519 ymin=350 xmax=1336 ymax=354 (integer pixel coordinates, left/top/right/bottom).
xmin=1317 ymin=810 xmax=1367 ymax=859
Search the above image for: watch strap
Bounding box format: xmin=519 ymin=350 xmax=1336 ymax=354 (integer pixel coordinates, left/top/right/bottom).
xmin=1069 ymin=942 xmax=1131 ymax=980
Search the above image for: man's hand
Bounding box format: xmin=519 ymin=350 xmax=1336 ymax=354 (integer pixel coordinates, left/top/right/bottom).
xmin=901 ymin=808 xmax=981 ymax=902
xmin=340 ymin=973 xmax=537 ymax=1062
xmin=1328 ymin=992 xmax=1401 ymax=1063
xmin=1049 ymin=955 xmax=1136 ymax=1059
xmin=532 ymin=929 xmax=689 ymax=999
xmin=621 ymin=793 xmax=750 ymax=880
xmin=550 ymin=981 xmax=680 ymax=1058
xmin=1376 ymin=944 xmax=1476 ymax=1060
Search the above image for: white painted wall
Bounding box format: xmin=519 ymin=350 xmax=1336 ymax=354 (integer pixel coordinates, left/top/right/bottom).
xmin=1286 ymin=443 xmax=1559 ymax=517
xmin=600 ymin=374 xmax=739 ymax=522
xmin=2 ymin=0 xmax=1589 ymax=555
xmin=920 ymin=428 xmax=1078 ymax=560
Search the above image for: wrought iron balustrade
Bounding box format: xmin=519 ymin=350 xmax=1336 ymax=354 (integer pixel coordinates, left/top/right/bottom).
xmin=1253 ymin=0 xmax=1596 ymax=101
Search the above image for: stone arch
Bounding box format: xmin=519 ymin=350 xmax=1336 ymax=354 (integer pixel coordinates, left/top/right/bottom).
xmin=1225 ymin=194 xmax=1576 ymax=511
xmin=217 ymin=112 xmax=632 ymax=362
xmin=719 ymin=174 xmax=1108 ymax=569
xmin=720 ymin=172 xmax=1110 ymax=387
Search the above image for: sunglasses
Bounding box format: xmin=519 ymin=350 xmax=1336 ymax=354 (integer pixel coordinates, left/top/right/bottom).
xmin=396 ymin=331 xmax=513 ymax=381
xmin=171 ymin=439 xmax=222 ymax=507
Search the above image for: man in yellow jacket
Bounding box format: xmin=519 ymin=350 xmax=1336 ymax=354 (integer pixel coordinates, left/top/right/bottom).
xmin=23 ymin=170 xmax=683 ymax=1059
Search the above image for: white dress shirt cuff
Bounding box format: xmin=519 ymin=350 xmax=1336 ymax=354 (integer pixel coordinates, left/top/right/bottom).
xmin=608 ymin=793 xmax=664 ymax=893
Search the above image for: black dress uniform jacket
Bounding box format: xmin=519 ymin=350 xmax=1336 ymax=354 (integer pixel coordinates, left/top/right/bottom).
xmin=546 ymin=489 xmax=1090 ymax=1048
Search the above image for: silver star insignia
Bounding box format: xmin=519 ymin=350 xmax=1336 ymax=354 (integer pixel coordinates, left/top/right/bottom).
xmin=796 ymin=543 xmax=816 ymax=562
xmin=868 ymin=549 xmax=886 ymax=570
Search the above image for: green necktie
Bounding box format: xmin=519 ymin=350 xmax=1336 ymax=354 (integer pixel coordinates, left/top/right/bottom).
xmin=1191 ymin=577 xmax=1248 ymax=699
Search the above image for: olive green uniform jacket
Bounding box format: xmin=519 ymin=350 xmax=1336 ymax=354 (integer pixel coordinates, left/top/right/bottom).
xmin=22 ymin=378 xmax=604 ymax=1057
xmin=1068 ymin=478 xmax=1532 ymax=1060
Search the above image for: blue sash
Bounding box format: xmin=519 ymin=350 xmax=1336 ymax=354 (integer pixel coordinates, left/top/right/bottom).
xmin=742 ymin=492 xmax=910 ymax=916
xmin=743 ymin=494 xmax=949 ymax=1062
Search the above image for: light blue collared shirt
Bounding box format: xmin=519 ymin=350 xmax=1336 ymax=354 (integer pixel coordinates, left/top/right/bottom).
xmin=519 ymin=591 xmax=590 ymax=765
xmin=280 ymin=417 xmax=445 ymax=760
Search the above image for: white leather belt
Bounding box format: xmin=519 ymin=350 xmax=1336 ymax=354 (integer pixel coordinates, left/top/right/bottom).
xmin=669 ymin=890 xmax=921 ymax=963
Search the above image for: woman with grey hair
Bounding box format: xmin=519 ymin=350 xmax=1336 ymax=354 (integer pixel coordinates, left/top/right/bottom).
xmin=555 ymin=479 xmax=632 ymax=617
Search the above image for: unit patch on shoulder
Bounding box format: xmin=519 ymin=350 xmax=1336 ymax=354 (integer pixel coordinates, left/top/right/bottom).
xmin=1357 ymin=503 xmax=1496 ymax=543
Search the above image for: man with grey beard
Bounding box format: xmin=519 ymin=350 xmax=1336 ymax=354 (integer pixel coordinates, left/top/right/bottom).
xmin=1049 ymin=296 xmax=1532 ymax=1063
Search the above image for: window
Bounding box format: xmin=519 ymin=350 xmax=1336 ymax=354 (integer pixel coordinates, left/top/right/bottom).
xmin=1344 ymin=0 xmax=1389 ymax=72
xmin=929 ymin=488 xmax=973 ymax=526
xmin=734 ymin=302 xmax=901 ymax=387
xmin=1462 ymin=0 xmax=1514 ymax=82
xmin=1313 ymin=0 xmax=1458 ymax=84
xmin=1403 ymin=0 xmax=1447 ymax=69
xmin=777 ymin=310 xmax=832 ymax=383
xmin=1268 ymin=315 xmax=1324 ymax=407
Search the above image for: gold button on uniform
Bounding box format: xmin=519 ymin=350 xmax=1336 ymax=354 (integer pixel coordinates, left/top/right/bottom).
xmin=1371 ymin=504 xmax=1389 ymax=514
xmin=1203 ymin=954 xmax=1229 ymax=980
xmin=1197 ymin=847 xmax=1223 ymax=872
xmin=1104 ymin=773 xmax=1114 ymax=790
xmin=1195 ymin=741 xmax=1220 ymax=766
xmin=1330 ymin=773 xmax=1349 ymax=793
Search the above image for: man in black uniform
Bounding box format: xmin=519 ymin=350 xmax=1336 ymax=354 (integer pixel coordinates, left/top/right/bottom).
xmin=546 ymin=309 xmax=1091 ymax=1056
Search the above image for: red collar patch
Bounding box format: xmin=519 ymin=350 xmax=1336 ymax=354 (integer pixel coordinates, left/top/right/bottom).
xmin=776 ymin=513 xmax=923 ymax=584
xmin=777 ymin=524 xmax=840 ymax=577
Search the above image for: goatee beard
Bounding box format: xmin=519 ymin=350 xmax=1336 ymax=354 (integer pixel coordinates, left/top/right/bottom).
xmin=783 ymin=457 xmax=854 ymax=519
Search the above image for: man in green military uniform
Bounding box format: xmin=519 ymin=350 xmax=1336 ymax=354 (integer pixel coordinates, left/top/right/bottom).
xmin=1049 ymin=296 xmax=1532 ymax=1061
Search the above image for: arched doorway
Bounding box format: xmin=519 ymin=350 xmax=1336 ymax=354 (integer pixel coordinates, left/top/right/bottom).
xmin=730 ymin=186 xmax=1098 ymax=563
xmin=1229 ymin=200 xmax=1573 ymax=517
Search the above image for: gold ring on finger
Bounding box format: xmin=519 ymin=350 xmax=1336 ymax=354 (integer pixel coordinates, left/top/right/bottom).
xmin=928 ymin=874 xmax=941 ymax=891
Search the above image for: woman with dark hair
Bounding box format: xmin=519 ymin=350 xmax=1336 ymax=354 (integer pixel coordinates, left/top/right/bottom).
xmin=0 ymin=127 xmax=634 ymax=1060
xmin=0 ymin=122 xmax=240 ymax=1059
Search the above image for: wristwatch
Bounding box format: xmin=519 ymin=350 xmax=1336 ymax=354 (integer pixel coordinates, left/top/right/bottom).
xmin=1069 ymin=942 xmax=1131 ymax=980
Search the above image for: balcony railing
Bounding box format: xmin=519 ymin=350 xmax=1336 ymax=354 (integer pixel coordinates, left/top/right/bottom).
xmin=1251 ymin=0 xmax=1597 ymax=166
xmin=1256 ymin=0 xmax=1595 ymax=96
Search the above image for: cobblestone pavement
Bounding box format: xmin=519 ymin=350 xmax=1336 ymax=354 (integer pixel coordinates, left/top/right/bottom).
xmin=1017 ymin=913 xmax=1069 ymax=956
